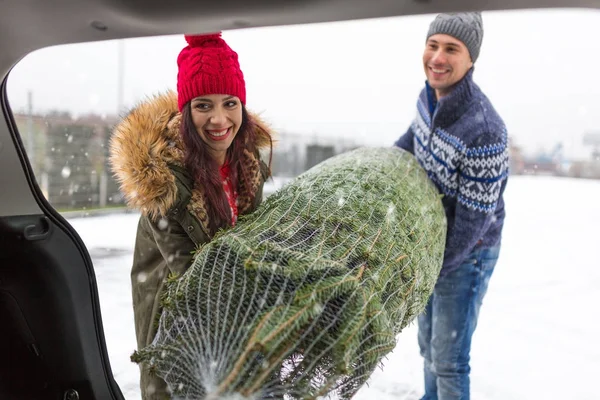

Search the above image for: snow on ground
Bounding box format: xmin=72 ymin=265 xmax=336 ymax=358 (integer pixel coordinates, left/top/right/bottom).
xmin=68 ymin=175 xmax=600 ymax=400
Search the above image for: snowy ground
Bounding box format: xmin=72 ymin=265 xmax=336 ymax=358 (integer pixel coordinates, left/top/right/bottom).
xmin=68 ymin=175 xmax=600 ymax=400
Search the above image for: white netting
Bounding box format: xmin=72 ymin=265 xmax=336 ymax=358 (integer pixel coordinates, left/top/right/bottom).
xmin=132 ymin=147 xmax=446 ymax=399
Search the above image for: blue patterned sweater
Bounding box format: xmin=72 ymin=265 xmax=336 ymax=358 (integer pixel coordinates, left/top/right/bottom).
xmin=395 ymin=68 xmax=509 ymax=275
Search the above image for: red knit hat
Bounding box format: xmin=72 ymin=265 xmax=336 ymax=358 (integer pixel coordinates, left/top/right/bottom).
xmin=176 ymin=32 xmax=246 ymax=111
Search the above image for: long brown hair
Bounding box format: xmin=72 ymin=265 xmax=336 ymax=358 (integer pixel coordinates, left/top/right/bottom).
xmin=180 ymin=102 xmax=272 ymax=235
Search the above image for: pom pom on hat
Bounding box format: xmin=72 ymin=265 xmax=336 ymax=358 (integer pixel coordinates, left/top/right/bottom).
xmin=184 ymin=32 xmax=223 ymax=47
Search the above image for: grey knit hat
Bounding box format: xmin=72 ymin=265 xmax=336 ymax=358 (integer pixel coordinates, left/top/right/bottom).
xmin=426 ymin=12 xmax=484 ymax=62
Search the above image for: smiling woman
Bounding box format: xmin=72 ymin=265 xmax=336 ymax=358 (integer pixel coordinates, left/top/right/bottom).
xmin=188 ymin=95 xmax=243 ymax=164
xmin=108 ymin=32 xmax=274 ymax=399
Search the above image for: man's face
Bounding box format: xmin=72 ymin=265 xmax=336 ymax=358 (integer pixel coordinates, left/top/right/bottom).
xmin=423 ymin=34 xmax=474 ymax=99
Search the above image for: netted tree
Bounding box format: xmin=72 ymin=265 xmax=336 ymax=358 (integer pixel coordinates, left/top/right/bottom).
xmin=132 ymin=147 xmax=447 ymax=399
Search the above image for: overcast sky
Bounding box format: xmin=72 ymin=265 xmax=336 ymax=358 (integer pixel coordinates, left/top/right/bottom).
xmin=6 ymin=8 xmax=600 ymax=160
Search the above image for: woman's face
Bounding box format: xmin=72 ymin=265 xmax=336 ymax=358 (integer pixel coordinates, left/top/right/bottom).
xmin=190 ymin=94 xmax=243 ymax=165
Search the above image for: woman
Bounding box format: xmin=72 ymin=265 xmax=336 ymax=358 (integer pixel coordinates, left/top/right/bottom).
xmin=109 ymin=32 xmax=274 ymax=399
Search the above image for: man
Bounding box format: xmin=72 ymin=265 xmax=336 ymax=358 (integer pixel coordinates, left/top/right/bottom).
xmin=394 ymin=12 xmax=509 ymax=400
